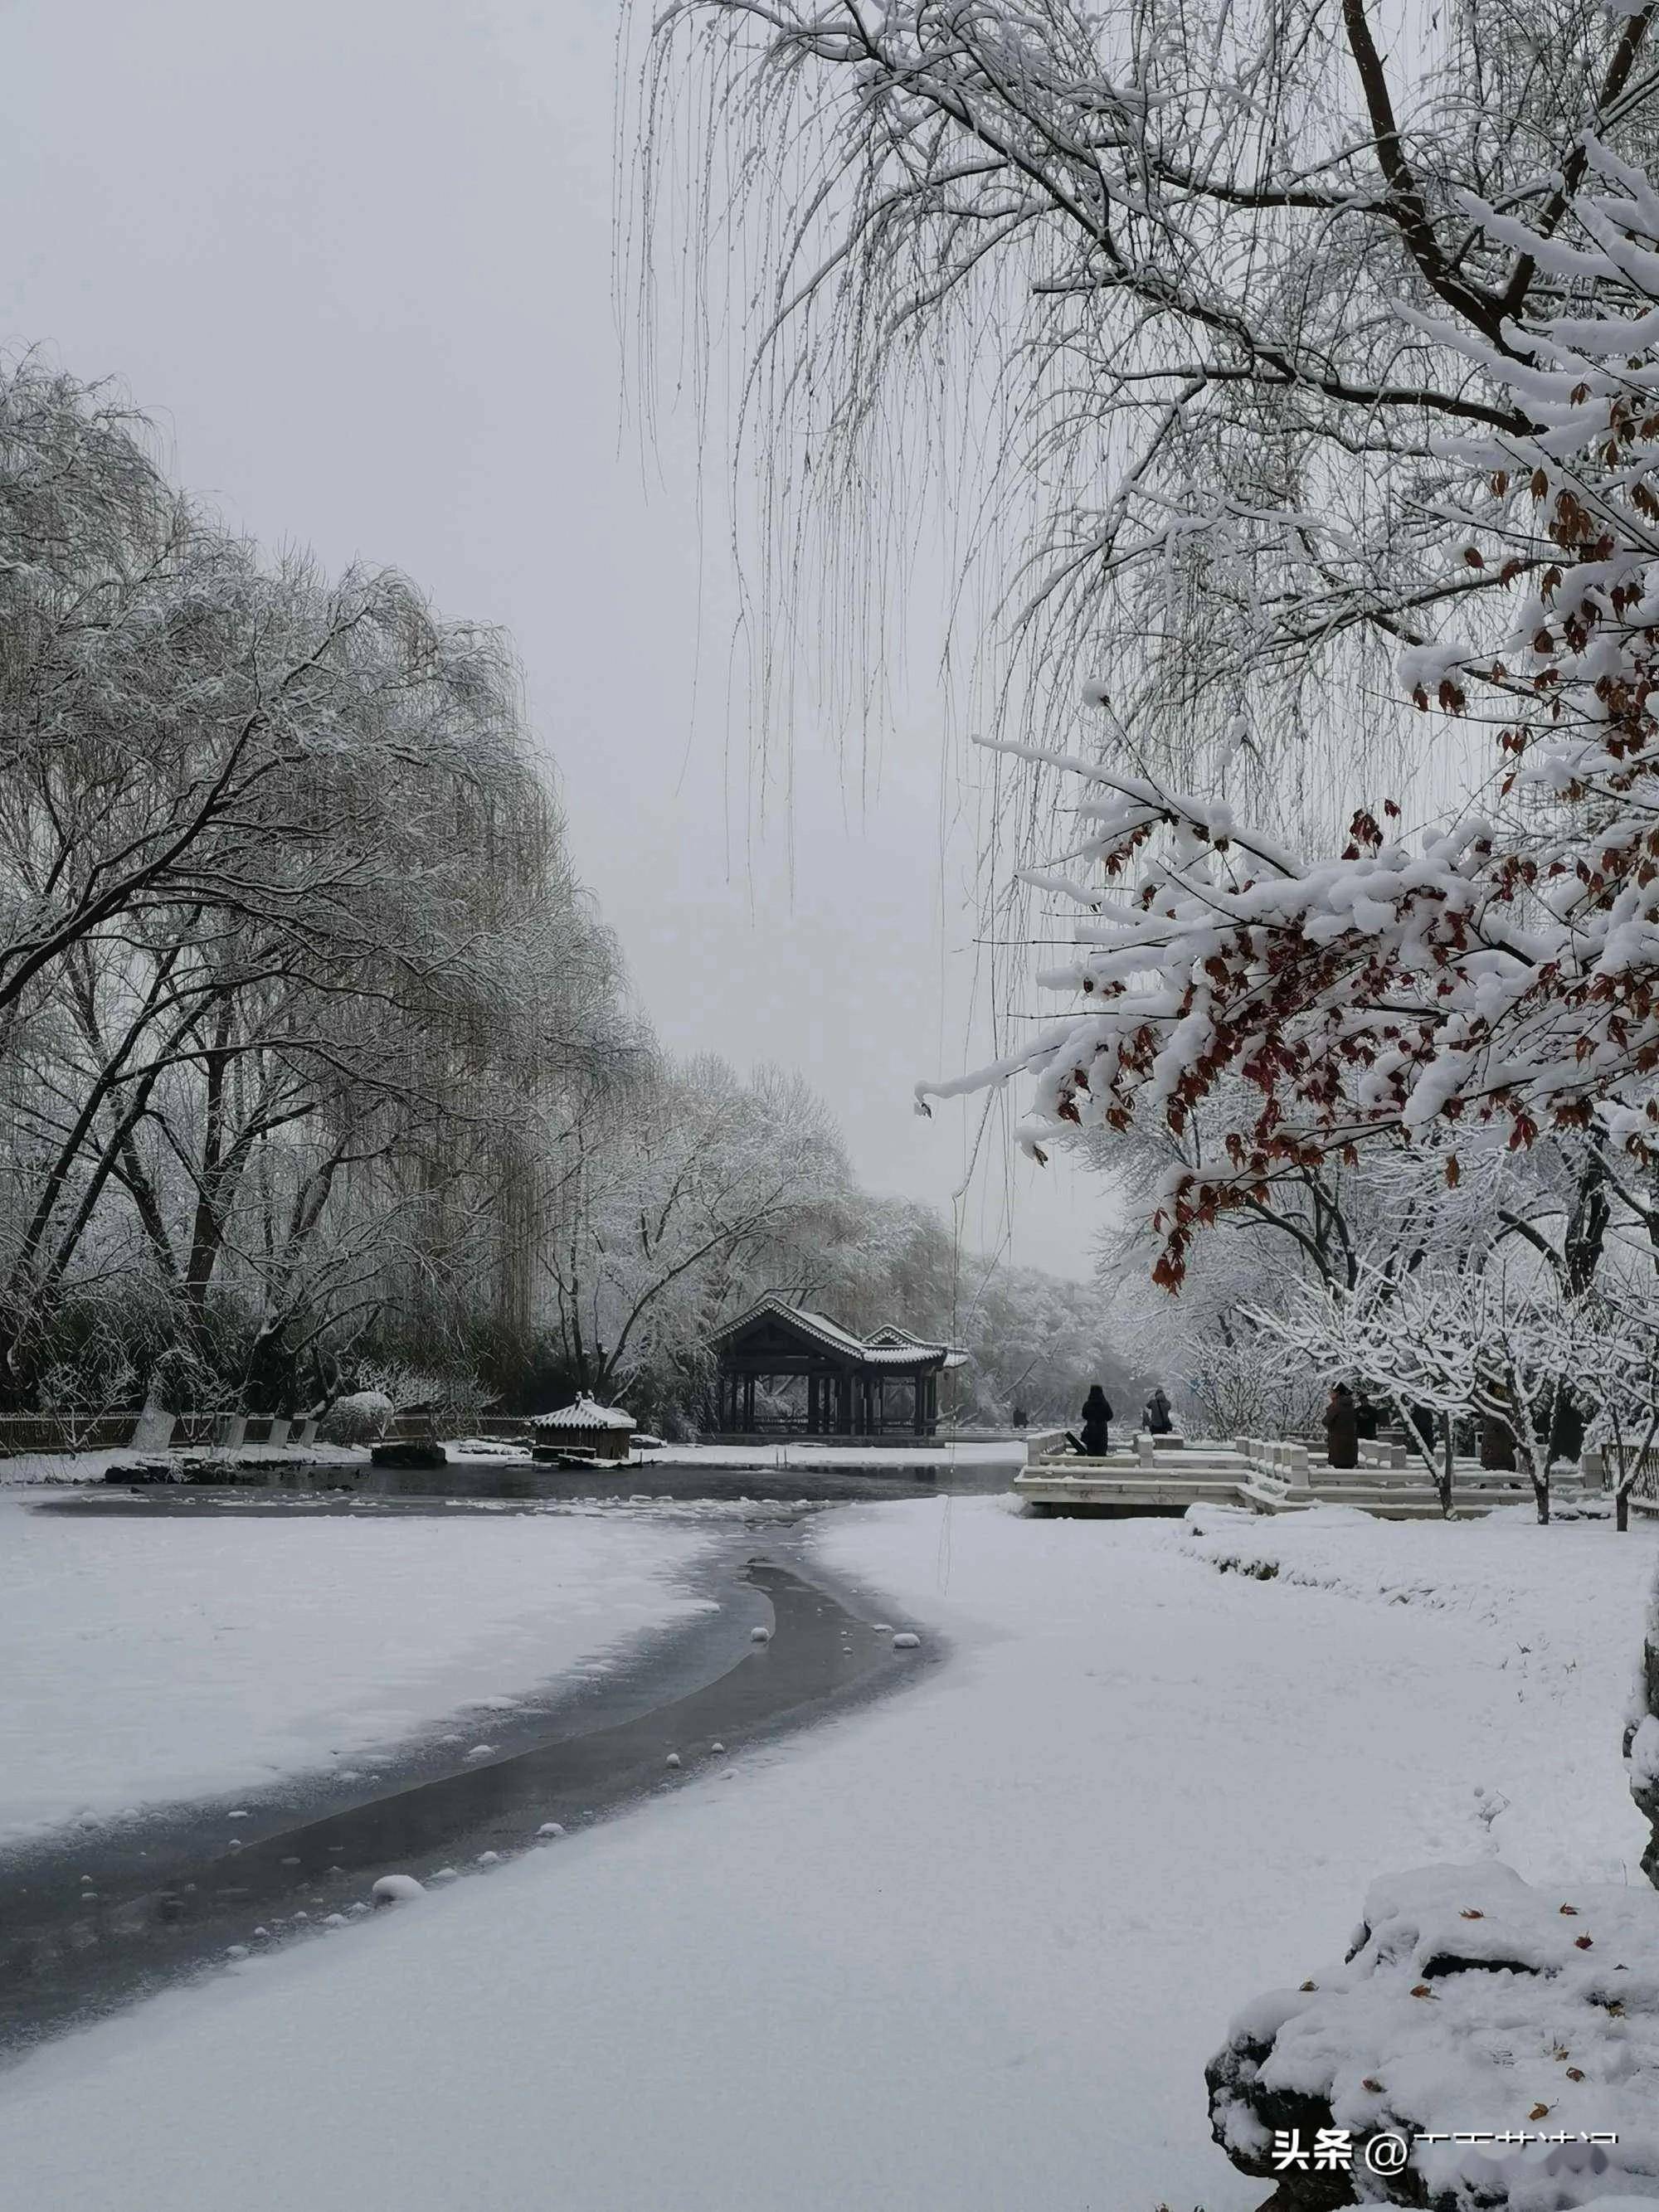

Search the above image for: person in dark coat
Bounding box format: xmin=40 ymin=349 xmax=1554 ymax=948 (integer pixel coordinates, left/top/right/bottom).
xmin=1144 ymin=1386 xmax=1175 ymax=1436
xmin=1323 ymin=1383 xmax=1360 ymax=1469
xmin=1480 ymin=1412 xmax=1516 ymax=1471
xmin=1353 ymin=1391 xmax=1379 ymax=1442
xmin=1078 ymin=1383 xmax=1114 ymax=1457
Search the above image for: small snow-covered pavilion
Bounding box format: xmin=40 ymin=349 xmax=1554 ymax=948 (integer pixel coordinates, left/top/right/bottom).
xmin=708 ymin=1296 xmax=966 ymax=1440
xmin=530 ymin=1397 xmax=636 ymax=1462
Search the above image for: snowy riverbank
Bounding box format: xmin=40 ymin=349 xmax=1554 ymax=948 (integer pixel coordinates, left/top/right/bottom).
xmin=0 ymin=1497 xmax=1654 ymax=2209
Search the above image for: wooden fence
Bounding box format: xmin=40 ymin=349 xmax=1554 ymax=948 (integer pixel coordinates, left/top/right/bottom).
xmin=0 ymin=1413 xmax=139 ymax=1456
xmin=471 ymin=1414 xmax=532 ymax=1440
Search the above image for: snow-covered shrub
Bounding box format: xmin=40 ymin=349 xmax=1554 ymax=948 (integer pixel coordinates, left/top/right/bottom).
xmin=146 ymin=1341 xmax=241 ymax=1419
xmin=33 ymin=1352 xmax=137 ymax=1427
xmin=1176 ymin=1328 xmax=1325 ymax=1446
xmin=353 ymin=1362 xmax=487 ymax=1437
xmin=317 ymin=1389 xmax=393 ymax=1446
xmin=1208 ymin=1864 xmax=1659 ymax=2209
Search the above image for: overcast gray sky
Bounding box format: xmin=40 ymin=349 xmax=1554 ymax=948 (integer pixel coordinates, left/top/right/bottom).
xmin=0 ymin=0 xmax=1099 ymax=1277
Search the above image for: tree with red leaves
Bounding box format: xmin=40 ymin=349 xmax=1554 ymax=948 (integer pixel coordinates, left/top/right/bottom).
xmin=921 ymin=143 xmax=1659 ymax=1286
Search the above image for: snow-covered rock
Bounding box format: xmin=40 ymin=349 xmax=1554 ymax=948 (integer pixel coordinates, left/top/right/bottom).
xmin=370 ymin=1874 xmax=425 ymax=1908
xmin=1207 ymin=1863 xmax=1659 ymax=2208
xmin=891 ymin=1631 xmax=921 ymax=1650
xmin=750 ymin=1626 xmax=771 ymax=1644
xmin=536 ymin=1824 xmax=565 ymax=1840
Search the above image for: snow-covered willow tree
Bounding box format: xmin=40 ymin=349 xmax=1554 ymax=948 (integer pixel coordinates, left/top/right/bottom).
xmin=909 ymin=149 xmax=1659 ymax=1293
xmin=633 ymin=0 xmax=1659 ymax=1391
xmin=633 ymin=0 xmax=1657 ymax=824
xmin=0 ymin=359 xmax=631 ymax=1412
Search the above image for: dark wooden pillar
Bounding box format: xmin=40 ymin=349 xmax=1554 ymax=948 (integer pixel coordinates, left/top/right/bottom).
xmin=913 ymin=1369 xmax=926 ymax=1435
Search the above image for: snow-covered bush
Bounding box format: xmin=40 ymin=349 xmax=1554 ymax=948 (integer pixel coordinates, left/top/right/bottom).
xmin=317 ymin=1389 xmax=394 ymax=1446
xmin=1208 ymin=1864 xmax=1659 ymax=2209
xmin=145 ymin=1341 xmax=241 ymax=1419
xmin=353 ymin=1362 xmax=487 ymax=1438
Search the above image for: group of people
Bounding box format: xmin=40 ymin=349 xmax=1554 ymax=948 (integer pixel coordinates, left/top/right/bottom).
xmin=1064 ymin=1379 xmax=1398 ymax=1467
xmin=1068 ymin=1383 xmax=1175 ymax=1457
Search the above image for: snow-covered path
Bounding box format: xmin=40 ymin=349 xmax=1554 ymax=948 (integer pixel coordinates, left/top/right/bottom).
xmin=0 ymin=1499 xmax=1652 ymax=2211
xmin=0 ymin=1495 xmax=723 ymax=1847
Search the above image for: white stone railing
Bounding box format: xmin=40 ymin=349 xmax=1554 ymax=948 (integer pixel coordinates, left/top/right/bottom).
xmin=1233 ymin=1437 xmax=1311 ymax=1491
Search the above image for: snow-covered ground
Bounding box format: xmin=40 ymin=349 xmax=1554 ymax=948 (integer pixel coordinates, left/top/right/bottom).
xmin=0 ymin=1492 xmax=722 ymax=1846
xmin=0 ymin=1442 xmax=368 ymax=1487
xmin=0 ymin=1498 xmax=1653 ymax=2210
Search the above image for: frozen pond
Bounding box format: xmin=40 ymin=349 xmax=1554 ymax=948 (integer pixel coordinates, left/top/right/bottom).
xmin=0 ymin=1510 xmax=930 ymax=2057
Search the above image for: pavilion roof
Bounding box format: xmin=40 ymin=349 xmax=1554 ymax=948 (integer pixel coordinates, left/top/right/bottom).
xmin=711 ymin=1296 xmax=966 ymax=1370
xmin=530 ymin=1396 xmax=637 ymax=1432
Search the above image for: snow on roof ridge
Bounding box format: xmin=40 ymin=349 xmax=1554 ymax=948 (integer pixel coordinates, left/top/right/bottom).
xmin=531 ymin=1396 xmax=636 ymax=1431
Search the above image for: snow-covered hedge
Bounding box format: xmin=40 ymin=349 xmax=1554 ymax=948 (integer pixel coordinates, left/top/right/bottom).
xmin=1207 ymin=1864 xmax=1659 ymax=2210
xmin=317 ymin=1388 xmax=394 ymax=1446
